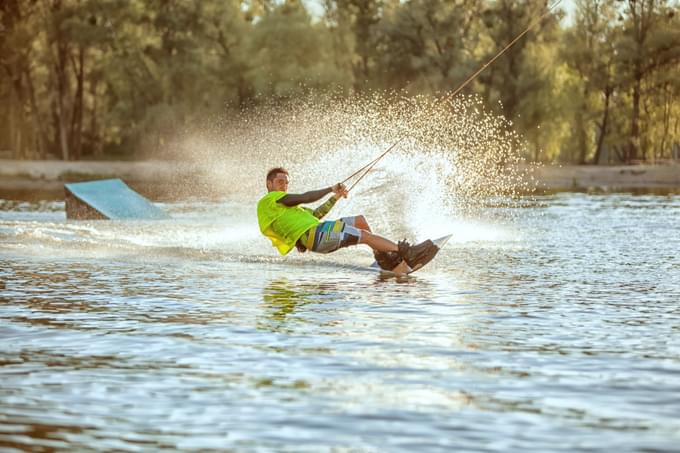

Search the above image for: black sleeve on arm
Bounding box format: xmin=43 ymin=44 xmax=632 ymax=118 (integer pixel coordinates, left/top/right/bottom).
xmin=278 ymin=187 xmax=333 ymax=207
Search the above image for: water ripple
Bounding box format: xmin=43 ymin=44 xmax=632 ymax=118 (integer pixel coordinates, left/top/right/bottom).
xmin=1 ymin=194 xmax=680 ymax=451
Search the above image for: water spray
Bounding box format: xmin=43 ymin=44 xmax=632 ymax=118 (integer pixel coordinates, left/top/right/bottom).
xmin=341 ymin=0 xmax=564 ymax=193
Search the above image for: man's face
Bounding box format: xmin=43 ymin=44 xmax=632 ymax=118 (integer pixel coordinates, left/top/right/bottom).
xmin=267 ymin=172 xmax=289 ymax=192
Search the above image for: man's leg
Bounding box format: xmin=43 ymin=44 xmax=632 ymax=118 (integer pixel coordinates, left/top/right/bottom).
xmin=345 ymin=215 xmax=397 ymax=253
xmin=358 ymin=230 xmax=398 ymax=252
xmin=324 ymin=215 xmax=437 ymax=271
xmin=312 ymin=216 xmax=396 ymax=255
xmin=352 ymin=216 xmax=439 ymax=270
xmin=353 ymin=215 xmax=372 ymax=232
xmin=348 ymin=215 xmax=395 ymax=252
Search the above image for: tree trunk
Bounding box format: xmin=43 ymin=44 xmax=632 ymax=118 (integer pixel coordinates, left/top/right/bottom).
xmin=15 ymin=122 xmax=23 ymax=159
xmin=659 ymin=82 xmax=671 ymax=159
xmin=577 ymin=85 xmax=589 ymax=164
xmin=8 ymin=80 xmax=19 ymax=159
xmin=55 ymin=40 xmax=71 ymax=160
xmin=630 ymin=75 xmax=641 ymax=163
xmin=49 ymin=0 xmax=71 ymax=160
xmin=89 ymin=75 xmax=99 ymax=157
xmin=593 ymin=86 xmax=611 ymax=165
xmin=24 ymin=66 xmax=49 ymax=158
xmin=10 ymin=72 xmax=29 ymax=158
xmin=70 ymin=46 xmax=85 ymax=160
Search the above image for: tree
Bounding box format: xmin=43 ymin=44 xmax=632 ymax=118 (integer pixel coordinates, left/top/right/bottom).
xmin=248 ymin=0 xmax=349 ymax=99
xmin=323 ymin=0 xmax=383 ymax=92
xmin=0 ymin=0 xmax=47 ymax=158
xmin=617 ymin=0 xmax=680 ymax=162
xmin=562 ymin=0 xmax=619 ymax=164
xmin=478 ymin=0 xmax=563 ymax=160
xmin=377 ymin=0 xmax=480 ymax=92
xmin=201 ymin=0 xmax=254 ymax=108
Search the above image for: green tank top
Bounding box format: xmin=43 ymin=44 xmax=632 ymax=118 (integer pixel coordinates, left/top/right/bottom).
xmin=257 ymin=191 xmax=319 ymax=255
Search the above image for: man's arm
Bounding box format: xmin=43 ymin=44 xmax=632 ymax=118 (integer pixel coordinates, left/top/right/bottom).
xmin=278 ymin=187 xmax=333 ymax=207
xmin=278 ymin=183 xmax=348 ymax=207
xmin=312 ymin=196 xmax=338 ymax=219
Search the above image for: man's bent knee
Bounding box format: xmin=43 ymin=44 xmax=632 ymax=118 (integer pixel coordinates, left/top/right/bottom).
xmin=355 ymin=215 xmax=371 ymax=231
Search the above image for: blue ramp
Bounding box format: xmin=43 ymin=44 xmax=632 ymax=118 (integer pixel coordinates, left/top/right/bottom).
xmin=65 ymin=179 xmax=169 ymax=220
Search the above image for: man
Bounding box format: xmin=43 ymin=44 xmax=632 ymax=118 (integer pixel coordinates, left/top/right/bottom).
xmin=257 ymin=167 xmax=437 ymax=271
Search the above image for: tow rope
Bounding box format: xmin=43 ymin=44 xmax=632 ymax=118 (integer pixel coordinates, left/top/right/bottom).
xmin=341 ymin=0 xmax=564 ymax=193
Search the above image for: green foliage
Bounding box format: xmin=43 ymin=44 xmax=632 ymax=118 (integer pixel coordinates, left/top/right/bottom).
xmin=326 ymin=0 xmax=383 ymax=91
xmin=561 ymin=0 xmax=620 ymax=163
xmin=249 ymin=1 xmax=350 ymax=98
xmin=556 ymin=0 xmax=680 ymax=163
xmin=0 ymin=0 xmax=678 ymax=163
xmin=377 ymin=0 xmax=481 ymax=93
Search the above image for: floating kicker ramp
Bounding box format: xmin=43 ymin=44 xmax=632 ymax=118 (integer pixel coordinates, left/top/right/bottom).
xmin=64 ymin=179 xmax=169 ymax=220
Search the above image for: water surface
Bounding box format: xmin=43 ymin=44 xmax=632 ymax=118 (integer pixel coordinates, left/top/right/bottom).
xmin=1 ymin=193 xmax=679 ymax=452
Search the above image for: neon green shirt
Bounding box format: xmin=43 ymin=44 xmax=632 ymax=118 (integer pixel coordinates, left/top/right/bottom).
xmin=257 ymin=191 xmax=319 ymax=255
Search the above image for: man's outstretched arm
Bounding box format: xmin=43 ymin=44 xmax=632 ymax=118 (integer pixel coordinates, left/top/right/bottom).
xmin=278 ymin=184 xmax=348 ymax=207
xmin=278 ymin=187 xmax=333 ymax=207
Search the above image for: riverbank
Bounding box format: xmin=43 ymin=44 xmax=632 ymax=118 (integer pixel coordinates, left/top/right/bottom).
xmin=0 ymin=159 xmax=208 ymax=200
xmin=1 ymin=159 xmax=680 ymax=200
xmin=522 ymin=162 xmax=680 ymax=193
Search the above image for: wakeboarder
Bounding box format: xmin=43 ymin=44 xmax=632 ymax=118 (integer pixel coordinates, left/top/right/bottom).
xmin=257 ymin=167 xmax=437 ymax=271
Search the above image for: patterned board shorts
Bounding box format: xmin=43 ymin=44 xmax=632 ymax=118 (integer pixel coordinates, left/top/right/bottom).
xmin=299 ymin=216 xmax=363 ymax=254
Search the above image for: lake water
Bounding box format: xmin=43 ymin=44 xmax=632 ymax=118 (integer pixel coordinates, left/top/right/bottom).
xmin=1 ymin=192 xmax=679 ymax=452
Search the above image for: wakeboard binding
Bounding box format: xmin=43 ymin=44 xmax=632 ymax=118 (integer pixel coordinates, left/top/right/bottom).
xmin=374 ymin=239 xmax=439 ymax=272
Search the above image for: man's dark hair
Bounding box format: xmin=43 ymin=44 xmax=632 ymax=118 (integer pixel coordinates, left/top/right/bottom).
xmin=266 ymin=167 xmax=288 ymax=181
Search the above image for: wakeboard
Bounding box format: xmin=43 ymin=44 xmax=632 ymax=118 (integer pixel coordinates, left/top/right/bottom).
xmin=369 ymin=234 xmax=452 ymax=276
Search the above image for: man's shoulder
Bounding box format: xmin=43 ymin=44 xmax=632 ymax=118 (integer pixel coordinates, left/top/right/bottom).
xmin=257 ymin=191 xmax=288 ymax=229
xmin=258 ymin=191 xmax=288 ymax=211
xmin=258 ymin=191 xmax=287 ymax=203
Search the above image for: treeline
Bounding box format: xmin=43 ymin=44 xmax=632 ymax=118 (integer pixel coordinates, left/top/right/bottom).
xmin=1 ymin=0 xmax=679 ymax=163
